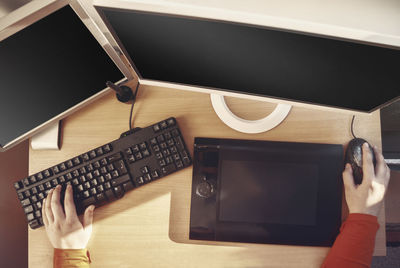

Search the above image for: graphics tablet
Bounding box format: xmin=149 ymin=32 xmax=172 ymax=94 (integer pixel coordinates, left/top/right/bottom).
xmin=189 ymin=138 xmax=343 ymax=246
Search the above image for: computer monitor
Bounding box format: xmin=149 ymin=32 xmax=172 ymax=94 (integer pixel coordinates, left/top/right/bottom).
xmin=93 ymin=0 xmax=400 ymax=133
xmin=0 ymin=0 xmax=131 ymax=152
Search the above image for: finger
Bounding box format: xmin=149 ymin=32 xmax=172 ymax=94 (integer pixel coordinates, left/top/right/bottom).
xmin=42 ymin=198 xmax=49 ymax=226
xmin=45 ymin=189 xmax=54 ymax=223
xmin=342 ymin=164 xmax=356 ymax=191
xmin=362 ymin=143 xmax=375 ymax=179
xmin=373 ymin=145 xmax=389 ymax=179
xmin=83 ymin=205 xmax=95 ymax=231
xmin=50 ymin=185 xmax=65 ymax=222
xmin=64 ymin=184 xmax=78 ymax=221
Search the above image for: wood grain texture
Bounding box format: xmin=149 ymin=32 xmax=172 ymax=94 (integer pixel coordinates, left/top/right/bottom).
xmin=29 ymin=82 xmax=386 ymax=267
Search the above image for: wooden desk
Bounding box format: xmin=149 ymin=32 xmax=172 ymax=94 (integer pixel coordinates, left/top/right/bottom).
xmin=29 ymin=83 xmax=386 ymax=267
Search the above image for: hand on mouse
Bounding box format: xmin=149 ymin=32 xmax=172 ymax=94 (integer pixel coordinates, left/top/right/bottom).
xmin=42 ymin=184 xmax=95 ymax=249
xmin=342 ymin=143 xmax=391 ymax=217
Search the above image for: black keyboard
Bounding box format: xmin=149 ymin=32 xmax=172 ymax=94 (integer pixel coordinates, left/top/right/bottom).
xmin=14 ymin=117 xmax=192 ymax=229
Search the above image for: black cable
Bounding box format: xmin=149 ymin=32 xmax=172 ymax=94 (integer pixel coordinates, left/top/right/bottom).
xmin=129 ymin=82 xmax=140 ymax=130
xmin=351 ymin=115 xmax=356 ymax=139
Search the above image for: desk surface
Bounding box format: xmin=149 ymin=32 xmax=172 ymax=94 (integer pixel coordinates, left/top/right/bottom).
xmin=29 ymin=83 xmax=386 ymax=267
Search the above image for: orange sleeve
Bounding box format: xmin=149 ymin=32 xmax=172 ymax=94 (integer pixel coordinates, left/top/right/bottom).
xmin=321 ymin=213 xmax=379 ymax=268
xmin=53 ymin=248 xmax=91 ymax=268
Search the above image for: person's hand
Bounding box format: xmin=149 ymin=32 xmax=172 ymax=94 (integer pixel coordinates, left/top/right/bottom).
xmin=42 ymin=184 xmax=95 ymax=249
xmin=342 ymin=143 xmax=391 ymax=217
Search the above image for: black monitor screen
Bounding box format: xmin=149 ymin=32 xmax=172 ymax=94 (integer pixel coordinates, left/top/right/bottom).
xmin=101 ymin=8 xmax=399 ymax=112
xmin=0 ymin=6 xmax=124 ymax=147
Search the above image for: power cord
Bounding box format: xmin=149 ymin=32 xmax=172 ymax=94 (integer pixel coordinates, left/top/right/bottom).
xmin=129 ymin=82 xmax=140 ymax=130
xmin=350 ymin=115 xmax=357 ymax=139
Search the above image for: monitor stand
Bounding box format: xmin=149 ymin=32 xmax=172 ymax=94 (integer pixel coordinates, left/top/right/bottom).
xmin=210 ymin=94 xmax=292 ymax=134
xmin=31 ymin=121 xmax=61 ymax=150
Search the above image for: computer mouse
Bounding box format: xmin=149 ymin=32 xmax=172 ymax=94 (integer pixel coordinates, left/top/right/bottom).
xmin=344 ymin=138 xmax=376 ymax=185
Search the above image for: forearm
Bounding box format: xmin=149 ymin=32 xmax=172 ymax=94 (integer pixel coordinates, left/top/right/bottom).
xmin=321 ymin=213 xmax=379 ymax=268
xmin=53 ymin=248 xmax=91 ymax=268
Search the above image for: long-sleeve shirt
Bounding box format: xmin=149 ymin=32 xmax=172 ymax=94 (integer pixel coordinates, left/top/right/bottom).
xmin=53 ymin=213 xmax=379 ymax=268
xmin=321 ymin=213 xmax=379 ymax=268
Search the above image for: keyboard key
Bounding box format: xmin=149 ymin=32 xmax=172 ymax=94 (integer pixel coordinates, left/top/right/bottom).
xmin=123 ymin=181 xmax=135 ymax=191
xmin=72 ymin=179 xmax=79 ymax=186
xmin=100 ymin=158 xmax=108 ymax=166
xmin=87 ymin=164 xmax=94 ymax=172
xmin=139 ymin=142 xmax=147 ymax=150
xmin=52 ymin=165 xmax=60 ymax=174
xmin=44 ymin=182 xmax=51 ymax=189
xmin=77 ymin=185 xmax=84 ymax=192
xmin=136 ymin=177 xmax=144 ymax=185
xmin=83 ymin=191 xmax=90 ymax=198
xmin=125 ymin=148 xmax=133 ymax=155
xmin=107 ymin=153 xmax=122 ymax=163
xmin=171 ymin=128 xmax=180 ymax=137
xmin=58 ymin=176 xmax=66 ymax=183
xmin=24 ymin=190 xmax=31 ymax=197
xmin=107 ymin=164 xmax=114 ymax=172
xmin=21 ymin=198 xmax=31 ymax=206
xmin=167 ymin=118 xmax=175 ymax=126
xmin=167 ymin=139 xmax=175 ymax=146
xmin=80 ymin=167 xmax=87 ymax=174
xmin=176 ymin=160 xmax=184 ymax=169
xmin=153 ymin=124 xmax=161 ymax=132
xmin=84 ymin=182 xmax=91 ymax=190
xmin=81 ymin=153 xmax=90 ymax=162
xmin=96 ymin=193 xmax=107 ymax=205
xmin=38 ymin=193 xmax=45 ymax=200
xmin=26 ymin=212 xmax=34 ymax=221
xmin=105 ymin=173 xmax=112 ymax=181
xmin=66 ymin=173 xmax=73 ymax=180
xmin=38 ymin=184 xmax=45 ymax=192
xmin=14 ymin=181 xmax=23 ymax=190
xmin=157 ymin=135 xmax=165 ymax=143
xmin=153 ymin=145 xmax=160 ymax=152
xmin=81 ymin=197 xmax=96 ymax=208
xmin=151 ymin=170 xmax=159 ymax=179
xmin=160 ymin=143 xmax=168 ymax=149
xmin=93 ymin=170 xmax=100 ymax=177
xmin=142 ymin=149 xmax=150 ymax=157
xmin=95 ymin=147 xmax=104 ymax=156
xmin=72 ymin=170 xmax=79 ymax=177
xmin=66 ymin=160 xmax=74 ymax=169
xmin=141 ymin=166 xmax=149 ymax=174
xmin=132 ymin=145 xmax=140 ymax=153
xmin=113 ymin=186 xmax=124 ymax=199
xmin=156 ymin=152 xmax=163 ymax=160
xmin=164 ymin=132 xmax=172 ymax=139
xmin=160 ymin=121 xmax=168 ymax=129
xmin=105 ymin=189 xmax=116 ymax=201
xmin=29 ymin=175 xmax=37 ymax=184
xmin=104 ymin=182 xmax=111 ymax=189
xmin=29 ymin=219 xmax=40 ymax=229
xmin=31 ymin=195 xmax=38 ymax=203
xmin=159 ymin=159 xmax=166 ymax=167
xmin=128 ymin=155 xmax=135 ymax=163
xmin=183 ymin=157 xmax=191 ymax=166
xmin=110 ymin=174 xmax=130 ymax=187
xmin=150 ymin=138 xmax=157 ymax=145
xmin=22 ymin=178 xmax=30 ymax=187
xmin=135 ymin=152 xmax=143 ymax=160
xmin=144 ymin=174 xmax=151 ymax=182
xmin=103 ymin=144 xmax=112 ymax=153
xmin=24 ymin=205 xmax=33 ymax=214
xmin=115 ymin=160 xmax=127 ymax=175
xmin=51 ymin=179 xmax=58 ymax=187
xmin=73 ymin=157 xmax=81 ymax=165
xmin=89 ymin=150 xmax=97 ymax=159
xmin=58 ymin=163 xmax=67 ymax=171
xmin=98 ymin=176 xmax=105 ymax=184
xmin=93 ymin=161 xmax=101 ymax=169
xmin=97 ymin=185 xmax=104 ymax=193
xmin=90 ymin=188 xmax=97 ymax=196
xmin=17 ymin=193 xmax=24 ymax=200
xmin=161 ymin=163 xmax=176 ymax=175
xmin=166 ymin=156 xmax=173 ymax=165
xmin=35 ymin=210 xmax=41 ymax=218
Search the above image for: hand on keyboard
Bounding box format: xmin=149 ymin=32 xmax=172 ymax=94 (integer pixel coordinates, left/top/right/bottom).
xmin=43 ymin=184 xmax=95 ymax=249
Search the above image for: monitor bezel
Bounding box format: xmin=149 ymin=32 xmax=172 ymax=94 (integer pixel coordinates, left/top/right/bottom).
xmin=93 ymin=0 xmax=400 ymax=116
xmin=0 ymin=0 xmax=132 ymax=152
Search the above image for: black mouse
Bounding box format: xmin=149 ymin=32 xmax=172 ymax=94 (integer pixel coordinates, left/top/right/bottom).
xmin=344 ymin=138 xmax=376 ymax=185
